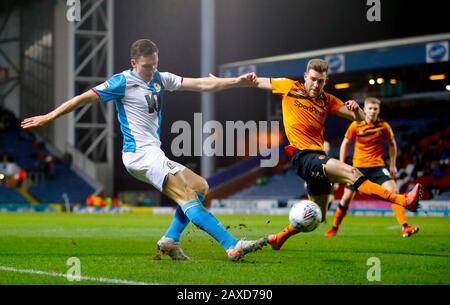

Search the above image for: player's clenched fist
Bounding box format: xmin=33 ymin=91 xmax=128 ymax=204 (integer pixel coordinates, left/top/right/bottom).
xmin=345 ymin=100 xmax=360 ymax=112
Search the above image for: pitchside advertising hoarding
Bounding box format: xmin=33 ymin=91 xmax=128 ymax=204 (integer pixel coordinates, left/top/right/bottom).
xmin=291 ymin=200 xmax=450 ymax=216
xmin=325 ymin=54 xmax=345 ymax=74
xmin=1 ymin=200 xmax=449 ymax=216
xmin=4 ymin=200 xmax=447 ymax=215
xmin=203 ymin=200 xmax=450 ymax=216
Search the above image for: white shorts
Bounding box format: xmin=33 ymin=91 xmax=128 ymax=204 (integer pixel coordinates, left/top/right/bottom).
xmin=122 ymin=147 xmax=186 ymax=192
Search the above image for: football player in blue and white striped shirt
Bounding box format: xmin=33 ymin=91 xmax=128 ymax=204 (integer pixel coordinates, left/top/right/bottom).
xmin=21 ymin=39 xmax=266 ymax=261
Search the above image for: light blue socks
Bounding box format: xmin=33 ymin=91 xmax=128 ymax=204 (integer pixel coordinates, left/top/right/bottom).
xmin=164 ymin=205 xmax=190 ymax=242
xmin=181 ymin=200 xmax=238 ymax=250
xmin=164 ymin=192 xmax=205 ymax=242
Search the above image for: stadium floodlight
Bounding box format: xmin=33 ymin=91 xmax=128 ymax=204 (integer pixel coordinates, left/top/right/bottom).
xmin=389 ymin=79 xmax=398 ymax=84
xmin=334 ymin=83 xmax=351 ymax=89
xmin=429 ymin=74 xmax=446 ymax=80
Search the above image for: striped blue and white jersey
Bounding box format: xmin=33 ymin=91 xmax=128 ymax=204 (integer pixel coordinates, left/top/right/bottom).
xmin=91 ymin=69 xmax=182 ymax=152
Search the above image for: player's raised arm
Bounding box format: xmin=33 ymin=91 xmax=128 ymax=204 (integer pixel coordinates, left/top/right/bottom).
xmin=335 ymin=100 xmax=365 ymax=122
xmin=255 ymin=77 xmax=272 ymax=91
xmin=20 ymin=90 xmax=99 ymax=129
xmin=388 ymin=138 xmax=398 ymax=177
xmin=179 ymin=72 xmax=257 ymax=92
xmin=339 ymin=137 xmax=352 ymax=163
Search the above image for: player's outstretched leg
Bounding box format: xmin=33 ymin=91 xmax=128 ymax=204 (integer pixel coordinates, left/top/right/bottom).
xmin=354 ymin=178 xmax=422 ymax=212
xmin=180 ymin=200 xmax=267 ymax=261
xmin=164 ymin=172 xmax=267 ymax=261
xmin=324 ymin=160 xmax=422 ymax=212
xmin=267 ymin=224 xmax=300 ymax=250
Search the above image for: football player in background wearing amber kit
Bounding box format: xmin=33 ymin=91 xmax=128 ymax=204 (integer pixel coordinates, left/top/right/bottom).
xmin=325 ymin=97 xmax=419 ymax=238
xmin=251 ymin=59 xmax=422 ymax=250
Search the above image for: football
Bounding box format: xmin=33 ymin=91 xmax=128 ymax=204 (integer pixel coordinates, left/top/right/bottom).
xmin=289 ymin=200 xmax=322 ymax=232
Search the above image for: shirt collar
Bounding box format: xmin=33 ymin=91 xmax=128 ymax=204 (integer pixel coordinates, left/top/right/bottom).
xmin=128 ymin=69 xmax=157 ymax=85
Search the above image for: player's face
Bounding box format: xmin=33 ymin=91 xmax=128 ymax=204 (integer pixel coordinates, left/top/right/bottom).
xmin=364 ymin=102 xmax=380 ymax=123
xmin=131 ymin=53 xmax=159 ymax=82
xmin=304 ymin=69 xmax=327 ymax=98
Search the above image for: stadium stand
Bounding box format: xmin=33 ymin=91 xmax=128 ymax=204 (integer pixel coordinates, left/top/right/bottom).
xmin=0 ymin=106 xmax=95 ymax=204
xmin=219 ymin=116 xmax=450 ymax=202
xmin=227 ymin=169 xmax=305 ymax=201
xmin=0 ymin=184 xmax=28 ymax=204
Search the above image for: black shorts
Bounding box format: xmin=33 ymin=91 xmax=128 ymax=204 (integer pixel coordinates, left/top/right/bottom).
xmin=346 ymin=166 xmax=393 ymax=191
xmin=292 ymin=150 xmax=332 ymax=196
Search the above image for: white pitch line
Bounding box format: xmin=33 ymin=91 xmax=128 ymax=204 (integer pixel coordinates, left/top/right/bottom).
xmin=0 ymin=266 xmax=158 ymax=285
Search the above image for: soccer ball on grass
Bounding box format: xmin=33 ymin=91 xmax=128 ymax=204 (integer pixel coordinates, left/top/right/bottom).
xmin=289 ymin=200 xmax=322 ymax=232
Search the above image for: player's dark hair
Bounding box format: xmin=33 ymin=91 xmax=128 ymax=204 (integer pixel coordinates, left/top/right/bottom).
xmin=306 ymin=59 xmax=328 ymax=74
xmin=130 ymin=39 xmax=159 ymax=59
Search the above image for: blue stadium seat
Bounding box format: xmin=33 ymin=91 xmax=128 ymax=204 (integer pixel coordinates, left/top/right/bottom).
xmin=0 ymin=185 xmax=28 ymax=204
xmin=228 ymin=170 xmax=306 ymax=201
xmin=0 ymin=118 xmax=94 ymax=204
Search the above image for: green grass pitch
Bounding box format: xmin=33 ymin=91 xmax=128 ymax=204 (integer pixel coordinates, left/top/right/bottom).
xmin=0 ymin=213 xmax=448 ymax=285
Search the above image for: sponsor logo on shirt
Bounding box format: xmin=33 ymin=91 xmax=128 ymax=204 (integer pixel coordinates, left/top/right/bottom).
xmin=293 ymin=100 xmax=323 ymax=116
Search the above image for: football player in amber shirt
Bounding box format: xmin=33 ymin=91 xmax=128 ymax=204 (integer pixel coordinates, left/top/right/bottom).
xmin=325 ymin=98 xmax=419 ymax=238
xmin=253 ymin=59 xmax=422 ymax=250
